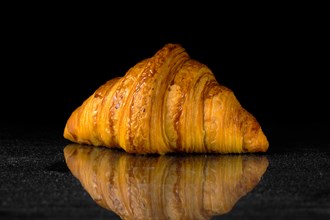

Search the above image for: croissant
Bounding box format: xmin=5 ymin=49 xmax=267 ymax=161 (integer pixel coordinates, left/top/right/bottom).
xmin=64 ymin=144 xmax=269 ymax=220
xmin=64 ymin=43 xmax=269 ymax=154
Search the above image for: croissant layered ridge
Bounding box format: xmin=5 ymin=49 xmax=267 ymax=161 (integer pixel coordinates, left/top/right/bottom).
xmin=64 ymin=43 xmax=269 ymax=154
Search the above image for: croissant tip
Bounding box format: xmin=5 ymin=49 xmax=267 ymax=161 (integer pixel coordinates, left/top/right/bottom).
xmin=244 ymin=128 xmax=269 ymax=153
xmin=257 ymin=128 xmax=269 ymax=152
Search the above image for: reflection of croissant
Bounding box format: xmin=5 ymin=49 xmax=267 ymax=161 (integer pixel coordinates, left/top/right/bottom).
xmin=64 ymin=43 xmax=269 ymax=154
xmin=64 ymin=144 xmax=269 ymax=220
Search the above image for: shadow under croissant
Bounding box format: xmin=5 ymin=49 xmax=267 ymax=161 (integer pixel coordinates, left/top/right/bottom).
xmin=64 ymin=144 xmax=269 ymax=220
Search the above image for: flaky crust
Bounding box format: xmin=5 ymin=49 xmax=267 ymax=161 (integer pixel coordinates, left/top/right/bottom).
xmin=64 ymin=43 xmax=269 ymax=154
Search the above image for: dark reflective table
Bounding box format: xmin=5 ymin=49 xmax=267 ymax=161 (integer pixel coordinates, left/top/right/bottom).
xmin=1 ymin=125 xmax=330 ymax=219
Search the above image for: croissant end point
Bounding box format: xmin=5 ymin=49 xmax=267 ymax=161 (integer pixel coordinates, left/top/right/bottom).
xmin=245 ymin=128 xmax=269 ymax=153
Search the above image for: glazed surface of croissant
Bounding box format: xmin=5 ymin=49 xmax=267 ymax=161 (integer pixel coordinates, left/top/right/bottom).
xmin=64 ymin=43 xmax=269 ymax=154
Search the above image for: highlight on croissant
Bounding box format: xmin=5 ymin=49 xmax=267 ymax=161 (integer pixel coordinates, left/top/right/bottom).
xmin=63 ymin=43 xmax=269 ymax=154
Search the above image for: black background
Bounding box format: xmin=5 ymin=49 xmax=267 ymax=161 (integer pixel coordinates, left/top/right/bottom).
xmin=2 ymin=3 xmax=329 ymax=147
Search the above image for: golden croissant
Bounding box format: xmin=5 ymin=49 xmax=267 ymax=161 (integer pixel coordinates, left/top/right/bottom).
xmin=64 ymin=144 xmax=269 ymax=220
xmin=64 ymin=43 xmax=269 ymax=154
